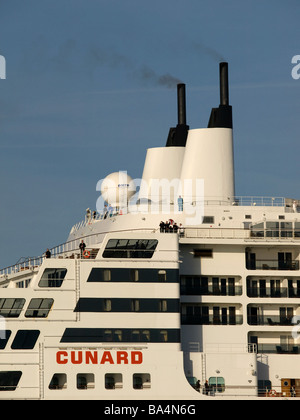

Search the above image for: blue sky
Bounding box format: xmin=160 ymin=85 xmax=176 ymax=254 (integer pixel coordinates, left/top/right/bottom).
xmin=0 ymin=0 xmax=300 ymax=267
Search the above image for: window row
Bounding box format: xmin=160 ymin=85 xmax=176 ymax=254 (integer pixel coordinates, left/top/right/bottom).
xmin=0 ymin=371 xmax=152 ymax=392
xmin=181 ymin=305 xmax=241 ymax=326
xmin=180 ymin=275 xmax=300 ymax=299
xmin=87 ymin=268 xmax=178 ymax=283
xmin=249 ymin=333 xmax=300 ymax=355
xmin=250 ymin=221 xmax=300 ymax=239
xmin=182 ymin=304 xmax=300 ymax=327
xmin=0 ymin=298 xmax=53 ymax=318
xmin=247 ymin=278 xmax=300 ymax=298
xmin=61 ymin=328 xmax=181 ymax=343
xmin=103 ymin=239 xmax=158 ymax=259
xmin=49 ymin=373 xmax=151 ymax=391
xmin=74 ymin=298 xmax=179 ymax=313
xmin=181 ymin=276 xmax=241 ymax=296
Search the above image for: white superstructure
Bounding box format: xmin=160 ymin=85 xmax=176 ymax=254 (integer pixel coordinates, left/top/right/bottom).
xmin=0 ymin=63 xmax=299 ymax=400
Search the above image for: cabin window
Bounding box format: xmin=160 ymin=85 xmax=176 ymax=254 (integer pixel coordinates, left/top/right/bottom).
xmin=102 ymin=239 xmax=158 ymax=259
xmin=105 ymin=373 xmax=123 ymax=389
xmin=25 ymin=298 xmax=54 ymax=318
xmin=133 ymin=373 xmax=151 ymax=389
xmin=193 ymin=249 xmax=213 ymax=258
xmin=60 ymin=328 xmax=180 ymax=343
xmin=49 ymin=373 xmax=67 ymax=390
xmin=0 ymin=371 xmax=22 ymax=391
xmin=208 ymin=377 xmax=225 ymax=393
xmin=77 ymin=373 xmax=95 ymax=390
xmin=202 ymin=216 xmax=214 ymax=224
xmin=39 ymin=268 xmax=67 ymax=287
xmin=11 ymin=330 xmax=40 ymax=349
xmin=0 ymin=298 xmax=25 ymax=318
xmin=87 ymin=268 xmax=179 ymax=283
xmin=74 ymin=298 xmax=179 ymax=313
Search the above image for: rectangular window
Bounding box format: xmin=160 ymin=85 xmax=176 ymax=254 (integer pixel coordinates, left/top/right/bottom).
xmin=193 ymin=249 xmax=213 ymax=258
xmin=202 ymin=216 xmax=214 ymax=224
xmin=102 ymin=239 xmax=158 ymax=259
xmin=87 ymin=268 xmax=178 ymax=283
xmin=77 ymin=373 xmax=95 ymax=390
xmin=0 ymin=299 xmax=25 ymax=318
xmin=133 ymin=373 xmax=151 ymax=390
xmin=25 ymin=298 xmax=54 ymax=318
xmin=60 ymin=328 xmax=180 ymax=343
xmin=0 ymin=371 xmax=22 ymax=391
xmin=105 ymin=373 xmax=123 ymax=390
xmin=39 ymin=268 xmax=67 ymax=287
xmin=74 ymin=298 xmax=179 ymax=313
xmin=209 ymin=377 xmax=225 ymax=393
xmin=11 ymin=330 xmax=40 ymax=349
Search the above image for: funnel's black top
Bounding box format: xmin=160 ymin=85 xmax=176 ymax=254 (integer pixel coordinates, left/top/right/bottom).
xmin=207 ymin=62 xmax=233 ymax=129
xmin=166 ymin=83 xmax=189 ymax=147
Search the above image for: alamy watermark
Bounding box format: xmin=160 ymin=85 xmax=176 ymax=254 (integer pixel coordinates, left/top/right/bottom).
xmin=292 ymin=55 xmax=300 ymax=80
xmin=0 ymin=55 xmax=6 ymax=79
xmin=96 ymin=171 xmax=205 ymax=226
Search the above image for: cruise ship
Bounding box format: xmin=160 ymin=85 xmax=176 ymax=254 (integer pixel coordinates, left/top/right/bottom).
xmin=0 ymin=62 xmax=299 ymax=400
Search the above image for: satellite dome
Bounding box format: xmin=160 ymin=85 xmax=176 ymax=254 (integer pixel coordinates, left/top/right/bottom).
xmin=100 ymin=172 xmax=136 ymax=207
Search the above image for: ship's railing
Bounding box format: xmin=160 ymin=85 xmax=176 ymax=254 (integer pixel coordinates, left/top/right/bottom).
xmin=0 ymin=228 xmax=156 ymax=278
xmin=194 ymin=384 xmax=297 ymax=398
xmin=183 ymin=227 xmax=300 ymax=241
xmin=70 ymin=196 xmax=294 ymax=234
xmin=184 ymin=227 xmax=251 ymax=240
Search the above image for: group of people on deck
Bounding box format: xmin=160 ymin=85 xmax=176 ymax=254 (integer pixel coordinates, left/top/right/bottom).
xmin=159 ymin=220 xmax=184 ymax=237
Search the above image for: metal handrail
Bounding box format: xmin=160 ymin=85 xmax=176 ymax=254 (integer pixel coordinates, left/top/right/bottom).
xmin=0 ymin=227 xmax=156 ymax=278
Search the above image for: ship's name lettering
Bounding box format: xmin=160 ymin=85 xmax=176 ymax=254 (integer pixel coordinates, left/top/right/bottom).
xmin=56 ymin=350 xmax=143 ymax=365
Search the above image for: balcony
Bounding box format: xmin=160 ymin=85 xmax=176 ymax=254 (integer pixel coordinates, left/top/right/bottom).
xmin=247 ymin=286 xmax=300 ymax=298
xmin=180 ymin=284 xmax=242 ymax=296
xmin=181 ymin=314 xmax=243 ymax=326
xmin=257 ymin=344 xmax=299 ymax=354
xmin=246 ymin=259 xmax=299 ymax=271
xmin=247 ymin=315 xmax=294 ymax=326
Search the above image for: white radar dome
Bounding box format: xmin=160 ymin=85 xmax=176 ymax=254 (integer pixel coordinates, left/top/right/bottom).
xmin=100 ymin=172 xmax=136 ymax=207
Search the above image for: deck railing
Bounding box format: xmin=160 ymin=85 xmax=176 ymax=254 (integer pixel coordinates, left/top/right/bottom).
xmin=0 ymin=228 xmax=156 ymax=278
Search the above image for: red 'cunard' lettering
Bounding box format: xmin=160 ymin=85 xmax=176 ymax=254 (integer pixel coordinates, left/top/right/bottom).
xmin=131 ymin=351 xmax=143 ymax=364
xmin=100 ymin=351 xmax=114 ymax=364
xmin=71 ymin=350 xmax=82 ymax=364
xmin=117 ymin=351 xmax=128 ymax=364
xmin=57 ymin=351 xmax=68 ymax=364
